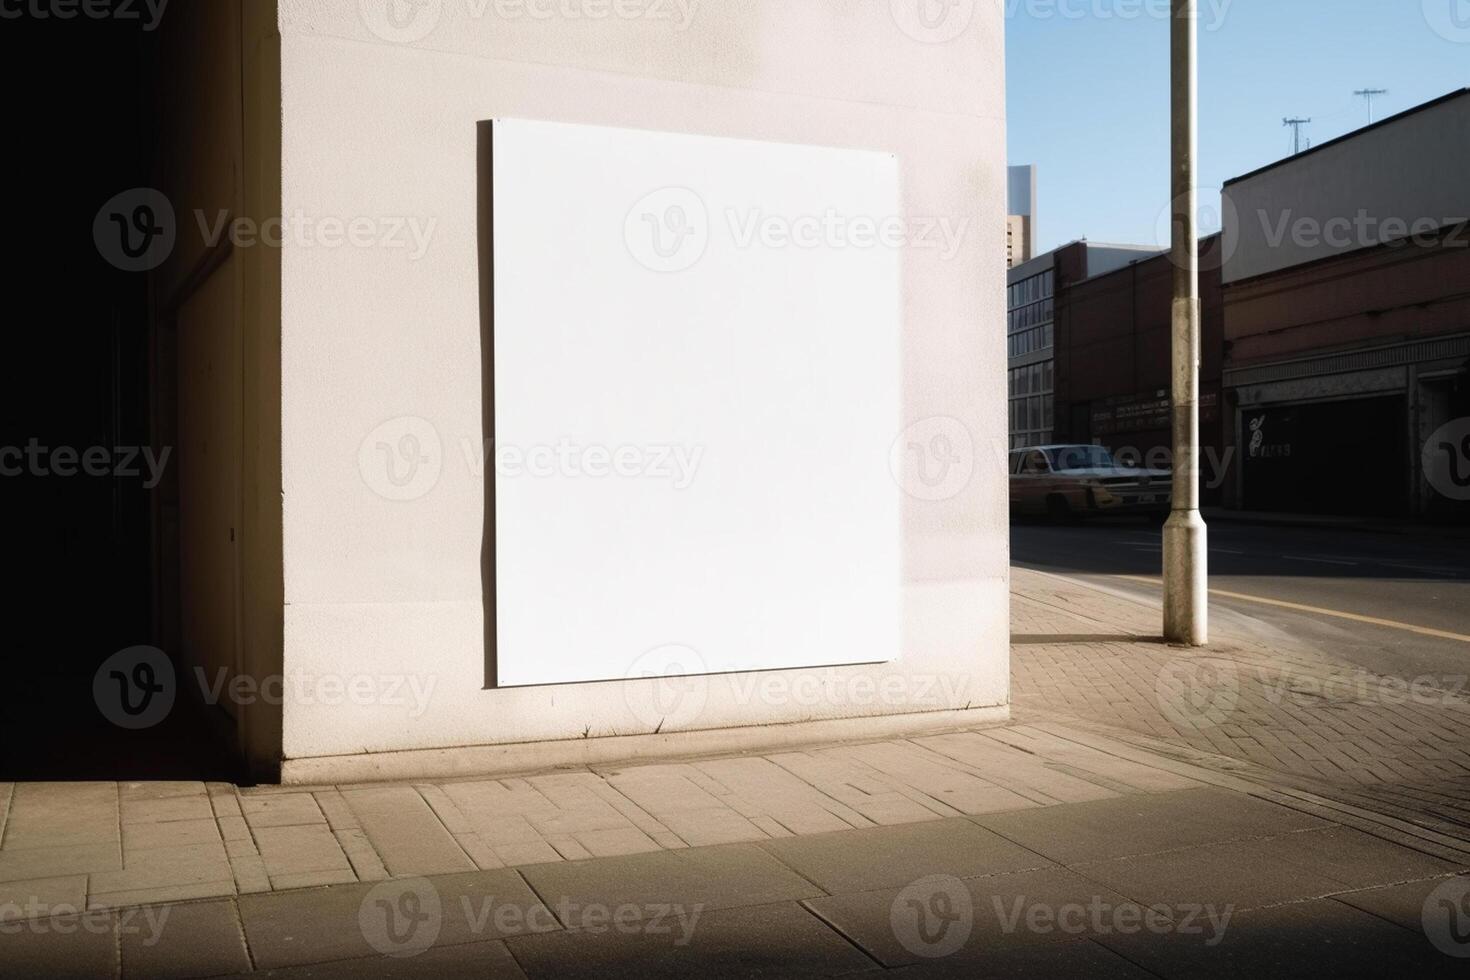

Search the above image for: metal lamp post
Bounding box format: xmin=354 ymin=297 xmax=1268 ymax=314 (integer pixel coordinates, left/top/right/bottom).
xmin=1164 ymin=0 xmax=1208 ymax=645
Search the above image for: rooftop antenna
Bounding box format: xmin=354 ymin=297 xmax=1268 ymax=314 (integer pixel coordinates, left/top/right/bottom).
xmin=1353 ymin=88 xmax=1388 ymax=125
xmin=1283 ymin=117 xmax=1312 ymax=155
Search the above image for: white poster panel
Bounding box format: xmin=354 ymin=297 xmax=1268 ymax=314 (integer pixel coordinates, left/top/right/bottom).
xmin=491 ymin=119 xmax=902 ymax=687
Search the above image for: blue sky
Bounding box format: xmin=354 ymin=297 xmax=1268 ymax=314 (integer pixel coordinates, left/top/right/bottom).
xmin=1006 ymin=0 xmax=1470 ymax=252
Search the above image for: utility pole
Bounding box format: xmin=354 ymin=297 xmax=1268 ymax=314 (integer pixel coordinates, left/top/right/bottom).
xmin=1283 ymin=117 xmax=1312 ymax=155
xmin=1354 ymin=88 xmax=1388 ymax=125
xmin=1165 ymin=0 xmax=1207 ymax=646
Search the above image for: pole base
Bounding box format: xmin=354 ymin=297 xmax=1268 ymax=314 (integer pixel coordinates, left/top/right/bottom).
xmin=1163 ymin=509 xmax=1208 ymax=646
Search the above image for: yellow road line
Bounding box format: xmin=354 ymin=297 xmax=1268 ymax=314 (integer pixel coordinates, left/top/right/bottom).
xmin=1118 ymin=575 xmax=1470 ymax=645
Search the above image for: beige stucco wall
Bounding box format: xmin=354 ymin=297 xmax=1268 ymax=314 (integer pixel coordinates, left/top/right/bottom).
xmin=276 ymin=0 xmax=1010 ymax=762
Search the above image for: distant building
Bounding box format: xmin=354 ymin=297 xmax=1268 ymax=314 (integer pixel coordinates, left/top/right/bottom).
xmin=1221 ymin=88 xmax=1470 ymax=519
xmin=1007 ymin=165 xmax=1037 ymax=268
xmin=1006 ymin=241 xmax=1164 ymax=448
xmin=1050 ymin=237 xmax=1227 ymax=503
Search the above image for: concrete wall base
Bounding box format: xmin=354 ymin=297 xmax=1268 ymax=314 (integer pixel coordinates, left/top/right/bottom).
xmin=277 ymin=703 xmax=1010 ymax=786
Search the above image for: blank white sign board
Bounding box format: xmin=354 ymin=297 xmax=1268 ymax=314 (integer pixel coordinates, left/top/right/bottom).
xmin=490 ymin=118 xmax=902 ymax=687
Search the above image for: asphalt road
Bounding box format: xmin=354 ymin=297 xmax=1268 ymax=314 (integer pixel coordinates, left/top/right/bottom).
xmin=1013 ymin=516 xmax=1470 ymax=683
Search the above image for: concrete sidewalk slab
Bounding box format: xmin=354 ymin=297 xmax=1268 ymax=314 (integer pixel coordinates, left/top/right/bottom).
xmin=1094 ymin=898 xmax=1455 ymax=979
xmin=238 ymin=868 xmax=555 ymax=971
xmin=2 ymin=777 xmax=1467 ymax=976
xmin=758 ymin=818 xmax=1053 ymax=894
xmin=506 ymin=902 xmax=876 ymax=980
xmin=518 ymin=843 xmax=822 ymax=928
xmin=806 ymin=865 xmax=1147 ymax=968
xmin=971 ymin=786 xmax=1331 ymax=864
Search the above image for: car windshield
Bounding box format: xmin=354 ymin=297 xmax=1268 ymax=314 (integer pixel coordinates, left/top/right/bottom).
xmin=1046 ymin=446 xmax=1117 ymax=472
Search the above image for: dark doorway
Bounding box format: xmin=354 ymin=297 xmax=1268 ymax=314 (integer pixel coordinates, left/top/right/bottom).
xmin=1242 ymin=395 xmax=1409 ymax=518
xmin=1 ymin=13 xmax=236 ymax=780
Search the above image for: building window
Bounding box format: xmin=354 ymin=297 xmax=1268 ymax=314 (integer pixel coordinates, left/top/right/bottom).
xmin=1007 ymin=361 xmax=1054 ymax=449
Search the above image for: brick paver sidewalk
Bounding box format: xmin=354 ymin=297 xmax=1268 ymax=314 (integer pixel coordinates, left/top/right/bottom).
xmin=4 ymin=720 xmax=1470 ymax=977
xmin=1011 ymin=565 xmax=1470 ymax=839
xmin=0 ymin=722 xmax=1200 ymax=914
xmin=3 ymin=723 xmax=1469 ymax=976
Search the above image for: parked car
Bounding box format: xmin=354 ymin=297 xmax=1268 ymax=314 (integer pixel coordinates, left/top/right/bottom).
xmin=1009 ymin=444 xmax=1171 ymax=521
